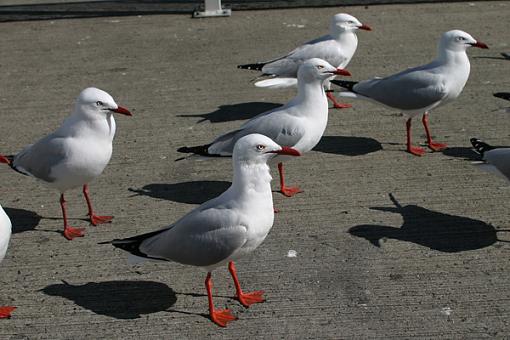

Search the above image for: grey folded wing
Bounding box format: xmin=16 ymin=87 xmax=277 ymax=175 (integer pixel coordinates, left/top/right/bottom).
xmin=262 ymin=35 xmax=337 ymax=77
xmin=12 ymin=134 xmax=68 ymax=182
xmin=139 ymin=206 xmax=248 ymax=267
xmin=354 ymin=68 xmax=448 ymax=111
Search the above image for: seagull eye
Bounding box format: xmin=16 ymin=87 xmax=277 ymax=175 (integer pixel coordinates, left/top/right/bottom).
xmin=96 ymin=101 xmax=104 ymax=106
xmin=457 ymin=36 xmax=466 ymax=41
xmin=256 ymin=144 xmax=266 ymax=151
xmin=317 ymin=65 xmax=324 ymax=69
xmin=347 ymin=20 xmax=354 ymax=24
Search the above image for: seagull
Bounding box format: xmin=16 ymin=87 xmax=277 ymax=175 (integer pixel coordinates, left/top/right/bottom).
xmin=238 ymin=13 xmax=371 ymax=109
xmin=102 ymin=134 xmax=300 ymax=327
xmin=471 ymin=138 xmax=510 ymax=183
xmin=331 ymin=30 xmax=489 ymax=156
xmin=0 ymin=204 xmax=15 ymax=319
xmin=179 ymin=58 xmax=348 ymax=197
xmin=0 ymin=87 xmax=132 ymax=240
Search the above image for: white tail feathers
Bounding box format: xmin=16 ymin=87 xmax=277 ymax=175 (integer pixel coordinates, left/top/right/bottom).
xmin=254 ymin=78 xmax=298 ymax=89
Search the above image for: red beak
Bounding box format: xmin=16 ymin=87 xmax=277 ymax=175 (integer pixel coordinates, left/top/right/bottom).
xmin=471 ymin=41 xmax=489 ymax=49
xmin=270 ymin=146 xmax=301 ymax=156
xmin=333 ymin=68 xmax=351 ymax=77
xmin=358 ymin=24 xmax=372 ymax=31
xmin=110 ymin=106 xmax=132 ymax=116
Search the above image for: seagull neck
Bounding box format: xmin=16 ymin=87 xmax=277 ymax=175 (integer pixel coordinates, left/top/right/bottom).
xmin=437 ymin=48 xmax=470 ymax=66
xmin=296 ymin=79 xmax=326 ymax=105
xmin=231 ymin=161 xmax=272 ymax=196
xmin=333 ymin=30 xmax=358 ymax=47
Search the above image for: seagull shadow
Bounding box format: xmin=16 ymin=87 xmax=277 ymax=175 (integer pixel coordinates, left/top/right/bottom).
xmin=41 ymin=280 xmax=177 ymax=319
xmin=441 ymin=147 xmax=480 ymax=161
xmin=313 ymin=136 xmax=383 ymax=156
xmin=348 ymin=194 xmax=507 ymax=252
xmin=3 ymin=207 xmax=42 ymax=233
xmin=176 ymin=102 xmax=282 ymax=123
xmin=128 ymin=181 xmax=231 ymax=204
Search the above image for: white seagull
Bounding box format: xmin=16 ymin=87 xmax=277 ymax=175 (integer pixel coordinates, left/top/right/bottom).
xmin=238 ymin=13 xmax=371 ymax=109
xmin=331 ymin=30 xmax=488 ymax=156
xmin=180 ymin=58 xmax=348 ymax=197
xmin=0 ymin=204 xmax=15 ymax=319
xmin=471 ymin=138 xmax=510 ymax=182
xmin=103 ymin=134 xmax=300 ymax=327
xmin=0 ymin=87 xmax=132 ymax=240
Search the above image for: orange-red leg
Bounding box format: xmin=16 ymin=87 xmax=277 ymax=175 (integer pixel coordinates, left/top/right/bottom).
xmin=205 ymin=272 xmax=236 ymax=327
xmin=326 ymin=91 xmax=352 ymax=109
xmin=60 ymin=194 xmax=85 ymax=240
xmin=83 ymin=184 xmax=113 ymax=226
xmin=0 ymin=306 xmax=16 ymax=319
xmin=278 ymin=162 xmax=302 ymax=197
xmin=422 ymin=112 xmax=447 ymax=151
xmin=406 ymin=118 xmax=426 ymax=156
xmin=228 ymin=261 xmax=265 ymax=308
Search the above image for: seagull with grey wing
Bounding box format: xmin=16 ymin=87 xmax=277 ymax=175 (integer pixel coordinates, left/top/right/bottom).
xmin=102 ymin=134 xmax=300 ymax=327
xmin=331 ymin=30 xmax=488 ymax=156
xmin=238 ymin=13 xmax=371 ymax=109
xmin=0 ymin=204 xmax=15 ymax=319
xmin=471 ymin=138 xmax=510 ymax=183
xmin=0 ymin=87 xmax=132 ymax=240
xmin=179 ymin=58 xmax=350 ymax=197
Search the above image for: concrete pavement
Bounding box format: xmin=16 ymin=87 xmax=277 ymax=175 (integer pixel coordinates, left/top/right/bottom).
xmin=0 ymin=1 xmax=510 ymax=338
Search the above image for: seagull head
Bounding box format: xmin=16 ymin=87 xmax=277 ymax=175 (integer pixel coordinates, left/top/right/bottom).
xmin=75 ymin=87 xmax=132 ymax=118
xmin=233 ymin=134 xmax=300 ymax=164
xmin=439 ymin=30 xmax=489 ymax=52
xmin=298 ymin=58 xmax=351 ymax=83
xmin=330 ymin=13 xmax=372 ymax=33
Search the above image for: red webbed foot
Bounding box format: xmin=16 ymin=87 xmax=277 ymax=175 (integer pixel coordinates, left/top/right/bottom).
xmin=427 ymin=141 xmax=447 ymax=152
xmin=331 ymin=102 xmax=352 ymax=109
xmin=407 ymin=145 xmax=426 ymax=157
xmin=237 ymin=290 xmax=265 ymax=308
xmin=210 ymin=308 xmax=237 ymax=327
xmin=0 ymin=306 xmax=16 ymax=319
xmin=280 ymin=186 xmax=303 ymax=197
xmin=89 ymin=214 xmax=113 ymax=226
xmin=63 ymin=226 xmax=85 ymax=240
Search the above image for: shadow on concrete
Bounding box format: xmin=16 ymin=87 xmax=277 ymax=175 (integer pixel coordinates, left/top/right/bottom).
xmin=4 ymin=207 xmax=42 ymax=233
xmin=441 ymin=146 xmax=480 ymax=161
xmin=177 ymin=102 xmax=282 ymax=124
xmin=348 ymin=193 xmax=507 ymax=252
xmin=313 ymin=136 xmax=383 ymax=156
xmin=42 ymin=280 xmax=177 ymax=319
xmin=128 ymin=181 xmax=230 ymax=204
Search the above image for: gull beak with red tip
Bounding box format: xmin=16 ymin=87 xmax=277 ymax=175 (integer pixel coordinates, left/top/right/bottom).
xmin=269 ymin=146 xmax=301 ymax=156
xmin=333 ymin=68 xmax=351 ymax=77
xmin=358 ymin=24 xmax=372 ymax=31
xmin=110 ymin=106 xmax=133 ymax=116
xmin=470 ymin=41 xmax=489 ymax=49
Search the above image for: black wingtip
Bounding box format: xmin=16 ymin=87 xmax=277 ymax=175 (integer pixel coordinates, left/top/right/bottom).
xmin=470 ymin=138 xmax=494 ymax=156
xmin=494 ymin=92 xmax=510 ymax=101
xmin=330 ymin=79 xmax=358 ymax=92
xmin=237 ymin=62 xmax=266 ymax=71
xmin=177 ymin=143 xmax=215 ymax=157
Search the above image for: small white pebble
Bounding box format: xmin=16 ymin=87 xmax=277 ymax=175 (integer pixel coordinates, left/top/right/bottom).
xmin=440 ymin=307 xmax=452 ymax=316
xmin=287 ymin=250 xmax=297 ymax=257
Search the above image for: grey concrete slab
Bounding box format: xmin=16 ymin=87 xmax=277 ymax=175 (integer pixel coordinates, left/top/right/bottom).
xmin=0 ymin=1 xmax=509 ymax=338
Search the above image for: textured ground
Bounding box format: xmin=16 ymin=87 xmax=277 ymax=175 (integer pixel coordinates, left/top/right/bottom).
xmin=0 ymin=1 xmax=510 ymax=339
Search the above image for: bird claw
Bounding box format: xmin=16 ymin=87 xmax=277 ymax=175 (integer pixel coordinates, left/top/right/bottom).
xmin=63 ymin=226 xmax=85 ymax=240
xmin=0 ymin=306 xmax=16 ymax=319
xmin=210 ymin=308 xmax=237 ymax=327
xmin=89 ymin=214 xmax=113 ymax=226
xmin=407 ymin=146 xmax=426 ymax=156
xmin=237 ymin=290 xmax=265 ymax=308
xmin=280 ymin=186 xmax=303 ymax=197
xmin=427 ymin=141 xmax=447 ymax=152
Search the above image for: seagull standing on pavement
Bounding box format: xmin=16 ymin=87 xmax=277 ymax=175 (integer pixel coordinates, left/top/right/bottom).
xmin=331 ymin=30 xmax=488 ymax=156
xmin=0 ymin=87 xmax=132 ymax=240
xmin=179 ymin=58 xmax=349 ymax=197
xmin=238 ymin=13 xmax=371 ymax=109
xmin=103 ymin=134 xmax=300 ymax=327
xmin=0 ymin=204 xmax=15 ymax=319
xmin=471 ymin=138 xmax=510 ymax=183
